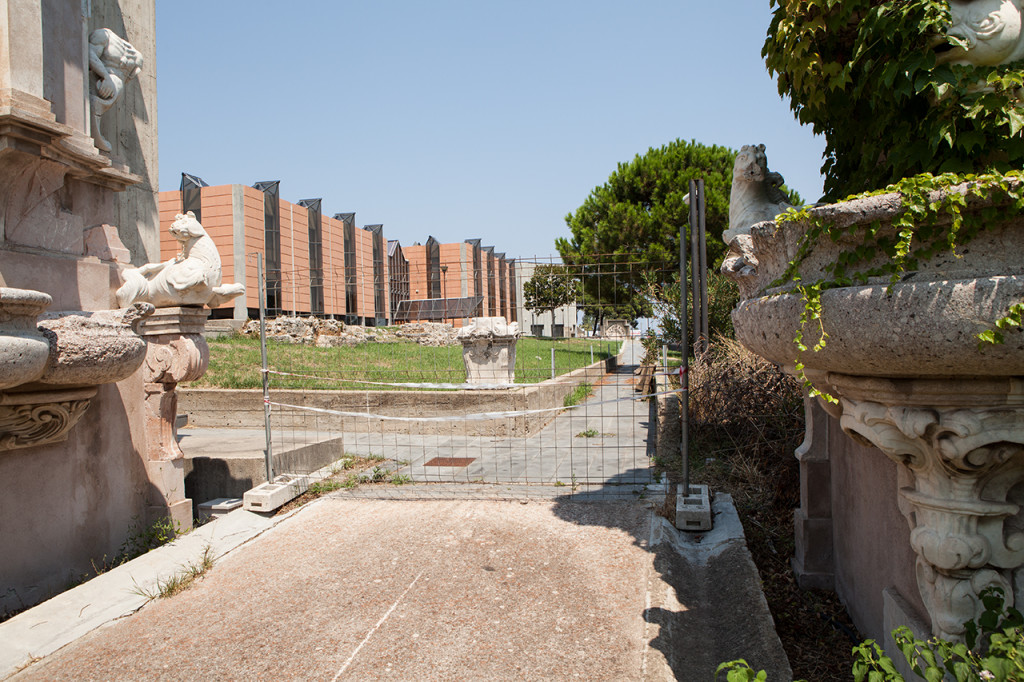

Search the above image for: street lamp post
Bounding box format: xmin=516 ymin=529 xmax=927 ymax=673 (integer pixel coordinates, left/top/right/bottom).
xmin=440 ymin=264 xmax=448 ymax=325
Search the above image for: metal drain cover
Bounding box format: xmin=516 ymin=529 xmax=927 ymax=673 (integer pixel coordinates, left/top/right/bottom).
xmin=424 ymin=457 xmax=476 ymax=468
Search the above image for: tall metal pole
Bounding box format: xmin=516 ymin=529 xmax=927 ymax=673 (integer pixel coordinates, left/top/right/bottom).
xmin=690 ymin=189 xmax=700 ymax=357
xmin=681 ymin=182 xmax=693 ymax=494
xmin=258 ymin=253 xmax=274 ymax=483
xmin=698 ymin=179 xmax=710 ymax=355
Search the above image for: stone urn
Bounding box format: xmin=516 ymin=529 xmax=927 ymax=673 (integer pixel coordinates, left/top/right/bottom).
xmin=457 ymin=317 xmax=520 ymax=385
xmin=723 ymin=182 xmax=1024 ymax=640
xmin=0 ymin=287 xmax=54 ymax=390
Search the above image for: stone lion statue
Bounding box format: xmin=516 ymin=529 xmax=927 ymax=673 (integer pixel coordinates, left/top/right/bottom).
xmin=116 ymin=212 xmax=245 ymax=309
xmin=725 ymin=144 xmax=793 ymax=244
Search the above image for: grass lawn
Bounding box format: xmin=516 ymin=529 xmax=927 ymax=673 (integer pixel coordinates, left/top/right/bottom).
xmin=191 ymin=334 xmax=620 ymax=390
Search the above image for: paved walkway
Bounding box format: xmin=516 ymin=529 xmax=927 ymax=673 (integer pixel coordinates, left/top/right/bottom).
xmin=5 ymin=495 xmax=791 ymax=681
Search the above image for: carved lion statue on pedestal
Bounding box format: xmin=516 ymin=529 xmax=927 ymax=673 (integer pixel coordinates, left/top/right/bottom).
xmin=116 ymin=212 xmax=245 ymax=309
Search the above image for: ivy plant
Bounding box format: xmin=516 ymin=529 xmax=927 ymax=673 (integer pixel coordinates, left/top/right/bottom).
xmin=853 ymin=587 xmax=1024 ymax=682
xmin=761 ymin=0 xmax=1024 ymax=395
xmin=764 ymin=0 xmax=1024 ymax=201
xmin=772 ymin=171 xmax=1024 ymax=398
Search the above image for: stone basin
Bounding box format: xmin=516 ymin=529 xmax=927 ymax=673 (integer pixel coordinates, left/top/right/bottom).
xmin=734 ymin=275 xmax=1024 ymax=378
xmin=725 ymin=180 xmax=1024 ymax=642
xmin=33 ymin=303 xmax=154 ymax=388
xmin=726 ymin=183 xmax=1024 ymax=380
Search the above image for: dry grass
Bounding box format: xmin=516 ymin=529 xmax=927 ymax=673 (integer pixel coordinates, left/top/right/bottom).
xmin=131 ymin=546 xmax=214 ymax=601
xmin=669 ymin=337 xmax=859 ymax=680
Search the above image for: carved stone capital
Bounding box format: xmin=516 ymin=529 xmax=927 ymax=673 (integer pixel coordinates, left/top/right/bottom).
xmin=138 ymin=307 xmax=210 ymax=385
xmin=833 ymin=376 xmax=1024 ymax=639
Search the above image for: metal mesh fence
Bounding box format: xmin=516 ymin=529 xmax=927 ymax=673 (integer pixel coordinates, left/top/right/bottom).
xmin=206 ymin=254 xmax=684 ymax=501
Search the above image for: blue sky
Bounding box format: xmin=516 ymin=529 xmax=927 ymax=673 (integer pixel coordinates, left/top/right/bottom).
xmin=156 ymin=1 xmax=825 ymax=260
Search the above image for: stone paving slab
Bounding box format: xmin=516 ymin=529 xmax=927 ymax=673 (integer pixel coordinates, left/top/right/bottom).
xmin=6 ymin=494 xmax=790 ymax=681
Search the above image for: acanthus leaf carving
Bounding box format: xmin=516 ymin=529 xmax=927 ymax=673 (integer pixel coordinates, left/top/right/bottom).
xmin=0 ymin=398 xmax=93 ymax=451
xmin=839 ymin=395 xmax=1024 ymax=639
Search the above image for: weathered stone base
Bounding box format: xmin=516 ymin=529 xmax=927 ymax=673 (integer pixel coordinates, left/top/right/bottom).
xmin=792 ymin=510 xmax=834 ymax=590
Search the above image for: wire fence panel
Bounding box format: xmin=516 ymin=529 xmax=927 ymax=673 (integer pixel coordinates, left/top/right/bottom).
xmin=228 ymin=256 xmax=683 ymax=499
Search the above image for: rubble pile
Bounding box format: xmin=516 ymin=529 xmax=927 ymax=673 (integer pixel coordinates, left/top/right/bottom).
xmin=240 ymin=317 xmax=458 ymax=347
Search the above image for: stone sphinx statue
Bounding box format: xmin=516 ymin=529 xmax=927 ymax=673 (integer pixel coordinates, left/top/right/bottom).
xmin=936 ymin=0 xmax=1024 ymax=66
xmin=725 ymin=144 xmax=793 ymax=244
xmin=116 ymin=212 xmax=245 ymax=309
xmin=89 ymin=28 xmax=143 ymax=153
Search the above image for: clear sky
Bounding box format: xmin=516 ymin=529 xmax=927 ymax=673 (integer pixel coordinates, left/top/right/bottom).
xmin=156 ymin=1 xmax=825 ymax=260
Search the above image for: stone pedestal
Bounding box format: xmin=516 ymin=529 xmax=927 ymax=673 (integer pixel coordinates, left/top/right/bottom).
xmin=137 ymin=306 xmax=210 ymax=529
xmin=791 ymin=395 xmax=835 ymax=590
xmin=457 ymin=317 xmax=519 ymax=385
xmin=834 ymin=375 xmax=1024 ymax=640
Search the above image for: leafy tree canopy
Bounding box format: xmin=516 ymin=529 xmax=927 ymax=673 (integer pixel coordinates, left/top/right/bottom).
xmin=764 ymin=0 xmax=1024 ymax=200
xmin=556 ymin=139 xmax=745 ymax=330
xmin=557 ymin=139 xmax=736 ymax=272
xmin=522 ymin=264 xmax=578 ymax=317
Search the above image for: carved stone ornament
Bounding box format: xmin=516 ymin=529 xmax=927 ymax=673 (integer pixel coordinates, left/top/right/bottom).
xmin=0 ymin=388 xmax=96 ymax=451
xmin=89 ymin=28 xmax=143 ymax=153
xmin=116 ymin=212 xmax=245 ymax=310
xmin=0 ymin=290 xmax=152 ymax=452
xmin=830 ymin=376 xmax=1024 ymax=640
xmin=602 ymin=319 xmax=630 ymax=339
xmin=137 ymin=307 xmax=210 ymax=465
xmin=138 ymin=307 xmax=210 ymax=385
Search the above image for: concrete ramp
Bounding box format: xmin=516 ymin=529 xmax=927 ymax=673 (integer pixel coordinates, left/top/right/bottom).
xmin=6 ymin=495 xmax=789 ymax=681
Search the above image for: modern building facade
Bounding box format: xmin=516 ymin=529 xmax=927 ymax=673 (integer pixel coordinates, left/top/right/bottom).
xmin=160 ymin=176 xmax=520 ymax=327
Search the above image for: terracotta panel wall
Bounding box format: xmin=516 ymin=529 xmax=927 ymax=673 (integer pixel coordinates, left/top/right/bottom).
xmin=356 ymin=228 xmax=374 ymax=318
xmin=323 ymin=214 xmax=345 ymax=317
xmin=159 ymin=184 xmax=518 ymax=323
xmin=484 ymin=252 xmax=497 ymax=316
xmin=439 ymin=243 xmax=462 ymax=301
xmin=405 ymin=245 xmax=428 ymax=300
xmin=241 ymin=186 xmax=265 ymax=311
xmin=198 ymin=186 xmax=235 ymax=311
xmin=279 ymin=199 xmax=310 ymax=315
xmin=157 ymin=191 xmax=180 ymax=262
xmin=382 ymin=247 xmax=391 ymax=321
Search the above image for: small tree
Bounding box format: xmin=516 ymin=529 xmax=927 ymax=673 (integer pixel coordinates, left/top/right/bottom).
xmin=523 ymin=265 xmax=578 ymax=336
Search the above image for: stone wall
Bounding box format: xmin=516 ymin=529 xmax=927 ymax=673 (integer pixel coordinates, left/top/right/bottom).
xmin=180 ymin=357 xmax=617 ymax=438
xmin=0 ymin=377 xmax=151 ymax=614
xmin=0 ymin=0 xmax=160 ymax=614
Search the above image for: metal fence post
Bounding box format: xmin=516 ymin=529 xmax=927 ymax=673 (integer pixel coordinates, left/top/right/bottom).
xmin=258 ymin=253 xmax=274 ymax=483
xmin=551 ymin=347 xmax=556 ymax=380
xmin=681 ymin=182 xmax=693 ymax=494
xmin=698 ymin=179 xmax=709 ymax=354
